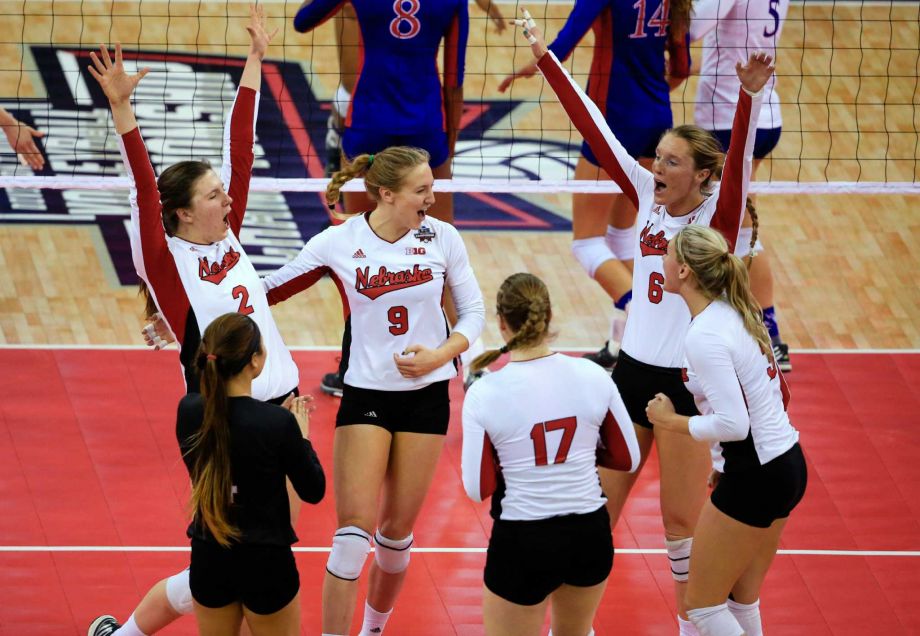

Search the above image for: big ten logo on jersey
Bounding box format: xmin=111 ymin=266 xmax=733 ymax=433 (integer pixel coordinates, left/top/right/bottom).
xmin=390 ymin=0 xmax=421 ymax=40
xmin=631 ymin=0 xmax=671 ymax=39
xmin=198 ymin=247 xmax=241 ymax=285
xmin=0 ymin=46 xmax=331 ymax=285
xmin=406 ymin=247 xmax=426 ymax=255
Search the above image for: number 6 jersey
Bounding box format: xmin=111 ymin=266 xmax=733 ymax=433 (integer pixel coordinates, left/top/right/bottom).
xmin=263 ymin=213 xmax=485 ymax=391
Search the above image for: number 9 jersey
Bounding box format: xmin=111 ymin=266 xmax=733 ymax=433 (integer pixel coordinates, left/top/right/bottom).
xmin=262 ymin=214 xmax=484 ymax=391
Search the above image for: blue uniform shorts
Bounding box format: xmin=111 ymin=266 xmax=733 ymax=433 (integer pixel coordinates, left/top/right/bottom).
xmin=343 ymin=126 xmax=450 ymax=168
xmin=710 ymin=127 xmax=782 ymax=160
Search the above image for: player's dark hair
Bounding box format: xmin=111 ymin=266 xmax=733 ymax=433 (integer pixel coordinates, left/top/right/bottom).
xmin=138 ymin=281 xmax=158 ymax=322
xmin=672 ymin=225 xmax=771 ymax=356
xmin=664 ymin=125 xmax=724 ymax=192
xmin=471 ymin=273 xmax=553 ymax=372
xmin=185 ymin=312 xmax=262 ymax=547
xmin=157 ymin=160 xmax=213 ymax=236
xmin=326 ymin=146 xmax=431 ymax=209
xmin=669 ymin=0 xmax=692 ymax=35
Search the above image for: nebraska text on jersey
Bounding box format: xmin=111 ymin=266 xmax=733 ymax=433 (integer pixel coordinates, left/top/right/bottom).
xmin=355 ymin=264 xmax=435 ymax=300
xmin=199 ymin=247 xmax=242 ymax=284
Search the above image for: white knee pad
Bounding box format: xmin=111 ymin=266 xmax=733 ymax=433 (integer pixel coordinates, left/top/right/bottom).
xmin=605 ymin=224 xmax=635 ymax=261
xmin=165 ymin=568 xmax=194 ymax=615
xmin=571 ymin=237 xmax=615 ymax=278
xmin=734 ymin=228 xmax=764 ymax=258
xmin=327 ymin=526 xmax=372 ymax=581
xmin=374 ymin=530 xmax=413 ymax=574
xmin=686 ymin=603 xmax=744 ymax=636
xmin=665 ymin=537 xmax=692 ymax=582
xmin=334 ymin=85 xmax=352 ymax=119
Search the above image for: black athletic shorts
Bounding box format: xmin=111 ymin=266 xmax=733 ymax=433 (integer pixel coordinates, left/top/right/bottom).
xmin=484 ymin=505 xmax=613 ymax=606
xmin=711 ymin=443 xmax=808 ymax=528
xmin=336 ymin=380 xmax=450 ymax=435
xmin=612 ymin=350 xmax=699 ymax=429
xmin=189 ymin=539 xmax=299 ymax=615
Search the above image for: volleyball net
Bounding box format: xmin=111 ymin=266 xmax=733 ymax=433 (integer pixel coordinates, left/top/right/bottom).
xmin=1 ymin=0 xmax=918 ymax=203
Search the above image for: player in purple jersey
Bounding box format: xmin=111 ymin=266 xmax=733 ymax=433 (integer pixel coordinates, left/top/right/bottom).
xmin=294 ymin=0 xmax=467 ymax=222
xmin=500 ymin=0 xmax=692 ymax=370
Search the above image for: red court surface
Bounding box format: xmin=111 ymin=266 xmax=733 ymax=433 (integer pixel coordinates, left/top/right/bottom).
xmin=1 ymin=349 xmax=919 ymax=635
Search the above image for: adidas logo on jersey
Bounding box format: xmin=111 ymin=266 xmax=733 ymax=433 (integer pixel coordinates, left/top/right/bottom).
xmin=352 ymin=249 xmax=366 ymax=259
xmin=364 ymin=410 xmax=378 ymax=418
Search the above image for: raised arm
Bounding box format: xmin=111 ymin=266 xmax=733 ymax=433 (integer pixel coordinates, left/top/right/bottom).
xmin=90 ymin=44 xmax=190 ymax=342
xmin=223 ymin=4 xmax=277 ymax=234
xmin=293 ymin=0 xmax=348 ymax=33
xmin=511 ymin=10 xmax=652 ymax=210
xmin=710 ymin=52 xmax=772 ymax=251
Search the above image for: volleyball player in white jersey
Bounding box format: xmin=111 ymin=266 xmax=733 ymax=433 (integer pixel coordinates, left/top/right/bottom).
xmin=461 ymin=272 xmax=640 ymax=636
xmin=86 ymin=8 xmax=302 ymax=636
xmin=647 ymin=225 xmax=806 ymax=636
xmin=261 ymin=147 xmax=485 ymax=636
xmin=691 ymin=0 xmax=792 ymax=371
xmin=511 ymin=11 xmax=773 ymax=634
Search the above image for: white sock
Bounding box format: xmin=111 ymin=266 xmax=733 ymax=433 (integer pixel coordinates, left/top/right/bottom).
xmin=679 ymin=615 xmax=700 ymax=635
xmin=687 ymin=604 xmax=744 ymax=636
xmin=113 ymin=614 xmax=147 ymax=636
xmin=727 ymin=598 xmax=762 ymax=636
xmin=358 ymin=602 xmax=393 ymax=635
xmin=609 ymin=306 xmax=627 ymax=353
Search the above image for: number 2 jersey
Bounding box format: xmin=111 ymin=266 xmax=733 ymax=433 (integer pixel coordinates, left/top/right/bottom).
xmin=683 ymin=300 xmax=797 ymax=473
xmin=119 ymin=87 xmax=299 ymax=401
xmin=293 ymin=0 xmax=468 ymax=134
xmin=263 ymin=214 xmax=484 ymax=391
xmin=536 ymin=50 xmax=763 ymax=368
xmin=462 ymin=353 xmax=640 ymax=521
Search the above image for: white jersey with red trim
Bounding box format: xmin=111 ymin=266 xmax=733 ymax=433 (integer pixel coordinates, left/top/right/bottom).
xmin=461 ymin=353 xmax=640 ymax=521
xmin=691 ymin=0 xmax=787 ymax=130
xmin=263 ymin=213 xmax=485 ymax=391
xmin=536 ymin=51 xmax=763 ymax=368
xmin=684 ymin=301 xmax=797 ymax=473
xmin=120 ymin=87 xmax=299 ymax=402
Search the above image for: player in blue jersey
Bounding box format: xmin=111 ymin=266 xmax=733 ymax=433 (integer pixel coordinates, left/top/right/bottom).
xmin=295 ymin=0 xmax=480 ymax=398
xmin=294 ymin=0 xmax=467 ymax=222
xmin=500 ymin=0 xmax=692 ymax=370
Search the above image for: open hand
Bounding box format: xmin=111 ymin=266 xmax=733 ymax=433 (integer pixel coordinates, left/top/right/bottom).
xmin=246 ymin=3 xmax=279 ymax=61
xmin=87 ymin=43 xmax=150 ymax=106
xmin=2 ymin=120 xmax=45 ymax=170
xmin=511 ymin=8 xmax=548 ymax=60
xmin=735 ymin=51 xmax=775 ymax=95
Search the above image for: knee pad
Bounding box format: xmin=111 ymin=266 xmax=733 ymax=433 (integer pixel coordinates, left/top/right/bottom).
xmin=165 ymin=568 xmax=194 ymax=615
xmin=326 ymin=526 xmax=372 ymax=581
xmin=334 ymin=85 xmax=352 ymax=119
xmin=735 ymin=227 xmax=765 ymax=259
xmin=687 ymin=603 xmax=744 ymax=636
xmin=665 ymin=537 xmax=692 ymax=582
xmin=572 ymin=237 xmax=615 ymax=278
xmin=605 ymin=224 xmax=635 ymax=261
xmin=374 ymin=531 xmax=413 ymax=574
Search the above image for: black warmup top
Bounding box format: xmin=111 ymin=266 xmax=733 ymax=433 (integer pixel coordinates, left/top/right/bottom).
xmin=176 ymin=394 xmax=325 ymax=546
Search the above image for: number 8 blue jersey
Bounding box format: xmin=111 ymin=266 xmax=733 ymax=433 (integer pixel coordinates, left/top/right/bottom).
xmin=294 ymin=0 xmax=469 ymax=134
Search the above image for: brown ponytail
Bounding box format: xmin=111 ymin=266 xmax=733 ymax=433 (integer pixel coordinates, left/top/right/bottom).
xmin=742 ymin=196 xmax=760 ymax=269
xmin=185 ymin=312 xmax=262 ymax=547
xmin=672 ymin=225 xmax=771 ymax=356
xmin=471 ymin=273 xmax=553 ymax=372
xmin=326 ymin=146 xmax=431 ymax=210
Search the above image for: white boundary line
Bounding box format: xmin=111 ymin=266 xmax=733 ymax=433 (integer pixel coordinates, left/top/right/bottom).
xmin=1 ymin=546 xmax=918 ymax=556
xmin=0 ymin=344 xmax=918 ymax=354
